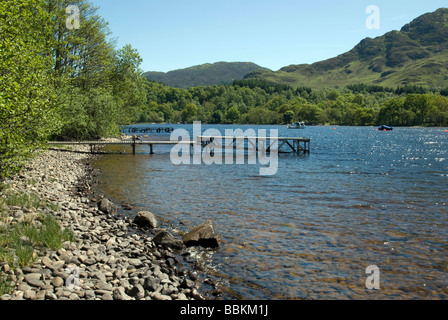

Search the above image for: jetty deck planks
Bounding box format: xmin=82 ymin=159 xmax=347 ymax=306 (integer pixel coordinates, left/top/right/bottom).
xmin=49 ymin=136 xmax=310 ymax=155
xmin=198 ymin=136 xmax=310 ymax=155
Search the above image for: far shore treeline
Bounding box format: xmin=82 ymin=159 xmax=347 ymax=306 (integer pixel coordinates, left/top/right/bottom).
xmin=140 ymin=79 xmax=448 ymax=127
xmin=1 ymin=0 xmax=448 ymax=180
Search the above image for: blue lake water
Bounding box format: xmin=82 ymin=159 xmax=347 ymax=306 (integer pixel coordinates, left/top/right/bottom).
xmin=92 ymin=125 xmax=448 ymax=300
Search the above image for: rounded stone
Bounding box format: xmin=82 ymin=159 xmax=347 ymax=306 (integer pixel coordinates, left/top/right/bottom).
xmin=51 ymin=277 xmax=64 ymax=288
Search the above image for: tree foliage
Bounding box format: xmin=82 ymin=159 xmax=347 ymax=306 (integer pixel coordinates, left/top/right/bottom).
xmin=1 ymin=0 xmax=447 ymax=181
xmin=0 ymin=0 xmax=147 ymax=179
xmin=50 ymin=0 xmax=146 ymax=140
xmin=137 ymin=79 xmax=448 ymax=127
xmin=0 ymin=0 xmax=59 ymax=178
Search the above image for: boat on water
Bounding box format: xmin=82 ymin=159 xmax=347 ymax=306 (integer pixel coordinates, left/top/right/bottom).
xmin=379 ymin=125 xmax=393 ymax=131
xmin=287 ymin=121 xmax=306 ymax=129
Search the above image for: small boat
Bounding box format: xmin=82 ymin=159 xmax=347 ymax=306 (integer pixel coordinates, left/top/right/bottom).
xmin=287 ymin=121 xmax=306 ymax=129
xmin=378 ymin=125 xmax=393 ymax=131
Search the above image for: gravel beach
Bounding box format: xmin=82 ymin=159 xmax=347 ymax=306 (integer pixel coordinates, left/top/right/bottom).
xmin=0 ymin=143 xmax=223 ymax=300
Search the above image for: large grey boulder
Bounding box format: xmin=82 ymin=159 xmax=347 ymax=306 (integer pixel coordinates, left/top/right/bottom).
xmin=133 ymin=211 xmax=158 ymax=229
xmin=98 ymin=198 xmax=116 ymax=214
xmin=152 ymin=230 xmax=183 ymax=250
xmin=182 ymin=220 xmax=219 ymax=248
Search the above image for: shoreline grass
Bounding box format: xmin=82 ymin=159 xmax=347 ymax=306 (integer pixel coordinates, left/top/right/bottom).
xmin=0 ymin=188 xmax=76 ymax=295
xmin=0 ymin=187 xmax=60 ymax=213
xmin=0 ymin=272 xmax=13 ymax=296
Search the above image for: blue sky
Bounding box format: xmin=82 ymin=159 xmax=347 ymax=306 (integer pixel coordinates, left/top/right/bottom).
xmin=89 ymin=0 xmax=447 ymax=73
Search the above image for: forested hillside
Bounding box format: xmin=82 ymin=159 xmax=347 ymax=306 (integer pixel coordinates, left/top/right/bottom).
xmin=137 ymin=78 xmax=448 ymax=128
xmin=245 ymin=8 xmax=448 ymax=89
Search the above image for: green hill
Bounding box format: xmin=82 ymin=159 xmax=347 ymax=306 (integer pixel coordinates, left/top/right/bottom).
xmin=244 ymin=8 xmax=448 ymax=89
xmin=143 ymin=61 xmax=267 ymax=88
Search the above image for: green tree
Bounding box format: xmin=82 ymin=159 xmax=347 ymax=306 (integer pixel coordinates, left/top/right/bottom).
xmin=352 ymin=94 xmax=366 ymax=106
xmin=47 ymin=0 xmax=115 ymax=89
xmin=429 ymin=95 xmax=448 ymax=126
xmin=297 ymin=104 xmax=322 ymax=124
xmin=341 ymin=107 xmax=356 ymax=125
xmin=181 ymin=103 xmax=198 ymax=123
xmin=283 ymin=110 xmax=295 ymax=124
xmin=211 ymin=110 xmax=223 ymax=124
xmin=322 ymin=107 xmax=342 ymax=125
xmin=157 ymin=104 xmax=174 ymax=123
xmin=111 ymin=44 xmax=147 ymax=124
xmin=264 ymin=96 xmax=286 ymax=110
xmin=225 ymin=106 xmax=241 ymax=124
xmin=327 ymin=90 xmax=340 ymax=101
xmin=0 ymin=0 xmax=60 ymax=179
xmin=377 ymin=97 xmax=407 ymax=126
xmin=404 ymin=94 xmax=429 ymax=125
xmin=353 ymin=107 xmax=374 ymax=125
xmin=245 ymin=107 xmax=281 ymax=124
xmin=49 ymin=0 xmax=140 ymax=139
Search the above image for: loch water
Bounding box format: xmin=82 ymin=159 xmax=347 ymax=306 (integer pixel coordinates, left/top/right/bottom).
xmin=92 ymin=125 xmax=448 ymax=300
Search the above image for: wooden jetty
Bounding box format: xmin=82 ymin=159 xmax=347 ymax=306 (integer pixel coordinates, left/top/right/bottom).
xmin=48 ymin=136 xmax=310 ymax=155
xmin=198 ymin=136 xmax=310 ymax=155
xmin=48 ymin=137 xmax=195 ymax=155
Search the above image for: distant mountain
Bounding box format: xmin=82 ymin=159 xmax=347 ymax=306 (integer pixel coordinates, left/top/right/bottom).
xmin=143 ymin=62 xmax=267 ymax=88
xmin=245 ymin=8 xmax=448 ymax=89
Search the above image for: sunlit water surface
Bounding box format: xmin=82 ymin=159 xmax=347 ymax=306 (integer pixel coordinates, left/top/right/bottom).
xmin=92 ymin=125 xmax=448 ymax=300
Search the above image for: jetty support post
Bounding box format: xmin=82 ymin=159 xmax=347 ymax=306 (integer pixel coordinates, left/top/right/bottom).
xmin=132 ymin=135 xmax=136 ymax=155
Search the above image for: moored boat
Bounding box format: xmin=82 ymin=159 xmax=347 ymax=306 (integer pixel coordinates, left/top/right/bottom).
xmin=287 ymin=121 xmax=306 ymax=129
xmin=379 ymin=125 xmax=393 ymax=131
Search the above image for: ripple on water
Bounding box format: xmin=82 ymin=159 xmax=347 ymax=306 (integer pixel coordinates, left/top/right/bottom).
xmin=92 ymin=126 xmax=448 ymax=300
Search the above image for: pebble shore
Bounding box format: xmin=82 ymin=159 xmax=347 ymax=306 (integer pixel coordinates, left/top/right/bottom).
xmin=0 ymin=143 xmax=222 ymax=300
